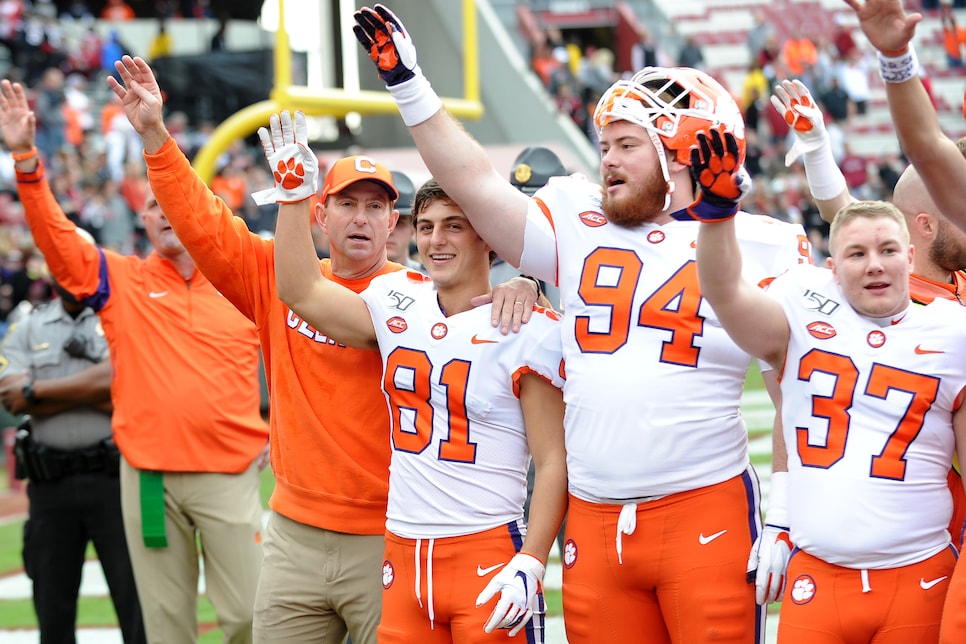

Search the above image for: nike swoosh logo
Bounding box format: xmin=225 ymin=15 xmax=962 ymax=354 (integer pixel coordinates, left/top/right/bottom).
xmin=149 ymin=291 xmax=168 ymax=298
xmin=477 ymin=563 xmax=505 ymax=576
xmin=471 ymin=334 xmax=498 ymax=345
xmin=920 ymin=576 xmax=948 ymax=590
xmin=914 ymin=345 xmax=944 ymax=355
xmin=698 ymin=529 xmax=728 ymax=545
xmin=891 ymin=314 xmax=906 ymax=325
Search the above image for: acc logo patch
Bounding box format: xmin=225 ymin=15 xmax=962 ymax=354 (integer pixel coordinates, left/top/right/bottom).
xmin=806 ymin=321 xmax=836 ymax=340
xmin=647 ymin=230 xmax=665 ymax=244
xmin=563 ymin=539 xmax=578 ymax=569
xmin=579 ymin=211 xmax=607 ymax=227
xmin=387 ymin=317 xmax=407 ymax=334
xmin=431 ymin=323 xmax=448 ymax=339
xmin=867 ymin=330 xmax=886 ymax=348
xmin=382 ymin=560 xmax=395 ymax=589
xmin=790 ymin=574 xmax=816 ymax=605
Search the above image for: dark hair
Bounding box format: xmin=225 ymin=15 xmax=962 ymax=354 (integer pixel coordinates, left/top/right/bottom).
xmin=412 ymin=178 xmax=452 ymax=218
xmin=412 ymin=178 xmax=498 ymax=264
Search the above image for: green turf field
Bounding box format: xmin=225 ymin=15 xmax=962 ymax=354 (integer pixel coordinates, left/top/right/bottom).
xmin=0 ymin=366 xmax=775 ymax=637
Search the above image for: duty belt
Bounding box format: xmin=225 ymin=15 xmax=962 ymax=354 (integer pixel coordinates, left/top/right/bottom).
xmin=14 ymin=425 xmax=120 ymax=483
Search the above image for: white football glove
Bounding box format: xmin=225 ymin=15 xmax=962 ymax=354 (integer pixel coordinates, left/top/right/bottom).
xmin=746 ymin=471 xmax=792 ymax=605
xmin=476 ymin=552 xmax=545 ymax=636
xmin=770 ymin=79 xmax=829 ymax=167
xmin=252 ymin=110 xmax=319 ymax=206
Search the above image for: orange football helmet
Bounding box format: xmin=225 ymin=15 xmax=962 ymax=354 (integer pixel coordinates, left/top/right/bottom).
xmin=595 ymin=67 xmax=745 ymax=164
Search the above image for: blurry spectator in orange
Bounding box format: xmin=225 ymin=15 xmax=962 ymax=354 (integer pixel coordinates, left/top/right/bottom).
xmin=941 ymin=4 xmax=966 ymax=69
xmin=781 ymin=28 xmax=817 ymax=81
xmin=210 ymin=161 xmax=249 ymax=213
xmin=118 ymin=160 xmax=147 ymax=215
xmin=101 ymin=0 xmax=135 ymax=21
xmin=531 ymin=38 xmax=562 ymax=88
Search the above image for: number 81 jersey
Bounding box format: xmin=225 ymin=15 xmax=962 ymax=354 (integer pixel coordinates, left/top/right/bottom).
xmin=361 ymin=270 xmax=565 ymax=539
xmin=520 ymin=175 xmax=811 ymax=502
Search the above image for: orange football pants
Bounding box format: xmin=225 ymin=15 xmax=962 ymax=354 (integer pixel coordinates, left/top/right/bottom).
xmin=940 ymin=551 xmax=966 ymax=643
xmin=779 ymin=547 xmax=956 ymax=643
xmin=561 ymin=469 xmax=764 ymax=643
xmin=378 ymin=522 xmax=545 ymax=644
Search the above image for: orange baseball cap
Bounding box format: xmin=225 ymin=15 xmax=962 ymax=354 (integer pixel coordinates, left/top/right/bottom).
xmin=320 ymin=155 xmax=398 ymax=202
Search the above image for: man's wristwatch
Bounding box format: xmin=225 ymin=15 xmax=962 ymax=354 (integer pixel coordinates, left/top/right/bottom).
xmin=22 ymin=379 xmax=36 ymax=405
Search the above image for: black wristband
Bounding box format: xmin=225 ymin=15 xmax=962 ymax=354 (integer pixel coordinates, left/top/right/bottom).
xmin=22 ymin=379 xmax=36 ymax=405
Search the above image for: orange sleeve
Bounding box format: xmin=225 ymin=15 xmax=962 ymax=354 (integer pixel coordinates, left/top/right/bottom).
xmin=15 ymin=162 xmax=107 ymax=301
xmin=144 ymin=137 xmax=276 ymax=326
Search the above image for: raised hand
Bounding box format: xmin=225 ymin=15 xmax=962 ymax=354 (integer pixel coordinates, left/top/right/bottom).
xmin=0 ymin=80 xmax=37 ymax=155
xmin=352 ymin=4 xmax=420 ymax=86
xmin=771 ymin=79 xmax=829 ymax=165
xmin=476 ymin=552 xmax=545 ymax=636
xmin=841 ymin=0 xmax=921 ymax=53
xmin=106 ymin=56 xmax=165 ymax=137
xmin=684 ymin=127 xmax=751 ymax=222
xmin=253 ymin=110 xmax=319 ymax=205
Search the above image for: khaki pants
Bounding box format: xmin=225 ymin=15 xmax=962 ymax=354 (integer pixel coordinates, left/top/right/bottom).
xmin=253 ymin=511 xmax=384 ymax=644
xmin=120 ymin=458 xmax=263 ymax=644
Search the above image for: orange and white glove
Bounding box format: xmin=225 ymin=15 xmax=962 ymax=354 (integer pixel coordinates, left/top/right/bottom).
xmin=746 ymin=471 xmax=793 ymax=605
xmin=771 ymin=79 xmax=829 ymax=167
xmin=353 ymin=4 xmax=442 ymax=126
xmin=476 ymin=552 xmax=545 ymax=637
xmin=770 ymin=80 xmax=846 ymax=200
xmin=681 ymin=127 xmax=751 ymax=222
xmin=252 ymin=110 xmax=319 ymax=205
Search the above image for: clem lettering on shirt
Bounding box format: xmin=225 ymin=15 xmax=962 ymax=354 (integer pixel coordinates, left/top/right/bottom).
xmin=387 ymin=290 xmax=415 ymax=312
xmin=285 ymin=309 xmax=344 ymax=347
xmin=801 ymin=288 xmax=840 ymax=316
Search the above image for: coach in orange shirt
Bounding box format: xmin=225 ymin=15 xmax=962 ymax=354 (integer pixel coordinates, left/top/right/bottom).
xmin=103 ymin=55 xmax=541 ymax=644
xmin=0 ymin=80 xmax=269 ymax=644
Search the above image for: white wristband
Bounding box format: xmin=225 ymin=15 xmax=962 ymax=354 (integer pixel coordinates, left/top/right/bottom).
xmin=387 ymin=70 xmax=443 ymax=127
xmin=802 ymin=135 xmax=848 ymax=201
xmin=877 ymin=46 xmax=919 ymax=84
xmin=765 ymin=471 xmax=789 ymax=529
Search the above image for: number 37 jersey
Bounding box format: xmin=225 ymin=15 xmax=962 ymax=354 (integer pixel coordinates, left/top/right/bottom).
xmin=360 ymin=271 xmax=565 ymax=539
xmin=519 ymin=175 xmax=810 ymax=502
xmin=769 ymin=265 xmax=966 ymax=568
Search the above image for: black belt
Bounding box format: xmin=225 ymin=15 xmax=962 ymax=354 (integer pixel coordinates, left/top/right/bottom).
xmin=14 ymin=423 xmax=120 ymax=483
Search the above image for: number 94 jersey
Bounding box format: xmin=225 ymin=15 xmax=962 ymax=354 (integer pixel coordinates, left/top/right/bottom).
xmin=519 ymin=175 xmax=811 ymax=502
xmin=360 ymin=270 xmax=565 ymax=539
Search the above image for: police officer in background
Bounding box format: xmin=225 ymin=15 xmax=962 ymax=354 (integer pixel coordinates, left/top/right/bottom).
xmin=386 ymin=169 xmax=423 ymax=271
xmin=0 ymin=274 xmax=145 ymax=644
xmin=493 ymin=145 xmax=568 ymax=309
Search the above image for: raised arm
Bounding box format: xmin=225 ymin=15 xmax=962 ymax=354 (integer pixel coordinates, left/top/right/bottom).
xmin=689 ymin=129 xmax=789 ymax=369
xmin=844 ymin=0 xmax=966 ymax=231
xmin=353 ymin=5 xmax=531 ymax=265
xmin=264 ymin=112 xmax=378 ymax=350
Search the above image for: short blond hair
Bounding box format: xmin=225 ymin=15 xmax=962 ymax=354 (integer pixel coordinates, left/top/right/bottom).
xmin=829 ymin=200 xmax=909 ymax=254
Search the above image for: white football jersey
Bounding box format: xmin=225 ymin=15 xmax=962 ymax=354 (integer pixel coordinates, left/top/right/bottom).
xmin=360 ymin=270 xmax=565 ymax=538
xmin=519 ymin=175 xmax=810 ymax=501
xmin=769 ymin=264 xmax=966 ymax=568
